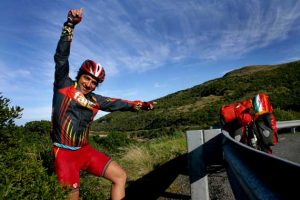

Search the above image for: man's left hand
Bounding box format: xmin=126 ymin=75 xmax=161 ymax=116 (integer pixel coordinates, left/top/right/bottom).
xmin=133 ymin=101 xmax=156 ymax=111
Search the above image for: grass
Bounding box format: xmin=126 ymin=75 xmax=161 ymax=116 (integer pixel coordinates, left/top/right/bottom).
xmin=120 ymin=133 xmax=187 ymax=181
xmin=83 ymin=133 xmax=187 ymax=199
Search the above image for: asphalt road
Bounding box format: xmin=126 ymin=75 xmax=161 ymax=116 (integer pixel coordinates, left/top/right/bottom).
xmin=208 ymin=131 xmax=300 ymax=200
xmin=272 ymin=132 xmax=300 ymax=164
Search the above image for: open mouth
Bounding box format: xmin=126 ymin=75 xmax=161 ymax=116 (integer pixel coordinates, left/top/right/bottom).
xmin=81 ymin=85 xmax=90 ymax=93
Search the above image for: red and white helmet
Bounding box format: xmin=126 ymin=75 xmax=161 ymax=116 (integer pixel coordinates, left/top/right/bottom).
xmin=80 ymin=59 xmax=105 ymax=83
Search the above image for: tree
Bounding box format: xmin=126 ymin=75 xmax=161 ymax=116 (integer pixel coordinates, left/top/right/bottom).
xmin=25 ymin=120 xmax=51 ymax=134
xmin=0 ymin=93 xmax=23 ymax=128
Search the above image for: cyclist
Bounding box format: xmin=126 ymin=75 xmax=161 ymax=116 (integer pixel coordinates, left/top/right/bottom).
xmin=51 ymin=8 xmax=154 ymax=200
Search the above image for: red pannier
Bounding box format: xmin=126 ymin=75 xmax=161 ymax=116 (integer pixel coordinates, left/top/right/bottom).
xmin=220 ymin=99 xmax=253 ymax=125
xmin=220 ymin=93 xmax=278 ymax=153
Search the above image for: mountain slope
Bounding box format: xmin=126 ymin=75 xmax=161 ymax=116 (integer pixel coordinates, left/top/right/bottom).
xmin=92 ymin=60 xmax=300 ymax=137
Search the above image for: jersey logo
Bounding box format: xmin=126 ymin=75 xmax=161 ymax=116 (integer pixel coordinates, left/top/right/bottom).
xmin=74 ymin=91 xmax=95 ymax=108
xmin=58 ymin=86 xmax=100 ymax=111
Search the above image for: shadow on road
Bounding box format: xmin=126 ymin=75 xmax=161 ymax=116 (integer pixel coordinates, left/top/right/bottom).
xmin=125 ymin=153 xmax=190 ymax=200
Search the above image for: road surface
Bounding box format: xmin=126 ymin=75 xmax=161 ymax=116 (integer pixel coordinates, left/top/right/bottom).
xmin=272 ymin=132 xmax=300 ymax=164
xmin=208 ymin=132 xmax=300 ymax=200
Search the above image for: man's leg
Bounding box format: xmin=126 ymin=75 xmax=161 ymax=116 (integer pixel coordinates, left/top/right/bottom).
xmin=67 ymin=189 xmax=79 ymax=200
xmin=53 ymin=146 xmax=81 ymax=200
xmin=103 ymin=161 xmax=127 ymax=200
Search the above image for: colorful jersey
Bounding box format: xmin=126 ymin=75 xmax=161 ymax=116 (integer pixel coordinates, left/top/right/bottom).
xmin=51 ymin=27 xmax=135 ymax=148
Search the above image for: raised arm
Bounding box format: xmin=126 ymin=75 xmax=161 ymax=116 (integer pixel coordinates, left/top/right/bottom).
xmin=53 ymin=8 xmax=83 ymax=86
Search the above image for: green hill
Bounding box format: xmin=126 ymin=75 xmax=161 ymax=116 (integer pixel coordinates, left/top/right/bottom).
xmin=91 ymin=60 xmax=300 ymax=138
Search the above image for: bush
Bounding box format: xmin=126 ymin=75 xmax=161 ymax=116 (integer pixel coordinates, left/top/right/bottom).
xmin=92 ymin=132 xmax=132 ymax=153
xmin=24 ymin=120 xmax=51 ymax=135
xmin=0 ymin=127 xmax=66 ymax=199
xmin=273 ymin=108 xmax=300 ymax=121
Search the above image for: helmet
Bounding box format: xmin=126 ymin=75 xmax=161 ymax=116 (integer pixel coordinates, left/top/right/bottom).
xmin=80 ymin=59 xmax=105 ymax=83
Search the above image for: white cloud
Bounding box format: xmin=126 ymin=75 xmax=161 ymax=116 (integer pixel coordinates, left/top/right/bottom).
xmin=201 ymin=0 xmax=300 ymax=60
xmin=19 ymin=0 xmax=299 ymax=76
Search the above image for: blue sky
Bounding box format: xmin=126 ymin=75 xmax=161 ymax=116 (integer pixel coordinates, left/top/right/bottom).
xmin=1 ymin=0 xmax=300 ymax=125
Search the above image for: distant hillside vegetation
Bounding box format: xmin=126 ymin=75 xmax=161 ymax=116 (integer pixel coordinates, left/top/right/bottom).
xmin=92 ymin=60 xmax=300 ymax=138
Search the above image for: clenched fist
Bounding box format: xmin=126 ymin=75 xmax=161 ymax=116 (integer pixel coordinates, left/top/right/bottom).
xmin=65 ymin=8 xmax=83 ymax=28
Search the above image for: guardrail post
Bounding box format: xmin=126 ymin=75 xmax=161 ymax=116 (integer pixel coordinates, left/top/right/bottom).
xmin=186 ymin=130 xmax=209 ymax=200
xmin=186 ymin=129 xmax=222 ymax=200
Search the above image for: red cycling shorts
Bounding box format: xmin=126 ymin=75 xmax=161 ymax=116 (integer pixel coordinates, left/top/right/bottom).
xmin=53 ymin=144 xmax=112 ymax=189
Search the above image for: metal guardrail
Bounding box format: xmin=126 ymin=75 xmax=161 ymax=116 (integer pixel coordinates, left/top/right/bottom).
xmin=277 ymin=120 xmax=300 ymax=133
xmin=186 ymin=120 xmax=300 ymax=200
xmin=222 ymin=130 xmax=300 ymax=200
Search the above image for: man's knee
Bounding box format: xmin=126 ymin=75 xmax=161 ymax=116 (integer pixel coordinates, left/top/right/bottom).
xmin=67 ymin=188 xmax=79 ymax=200
xmin=115 ymin=168 xmax=127 ymax=184
xmin=104 ymin=161 xmax=127 ymax=184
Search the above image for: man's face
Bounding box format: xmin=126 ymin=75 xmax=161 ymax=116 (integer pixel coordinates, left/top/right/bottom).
xmin=78 ymin=74 xmax=98 ymax=95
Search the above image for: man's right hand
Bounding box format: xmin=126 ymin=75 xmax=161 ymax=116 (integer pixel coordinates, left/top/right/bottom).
xmin=65 ymin=8 xmax=83 ymax=28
